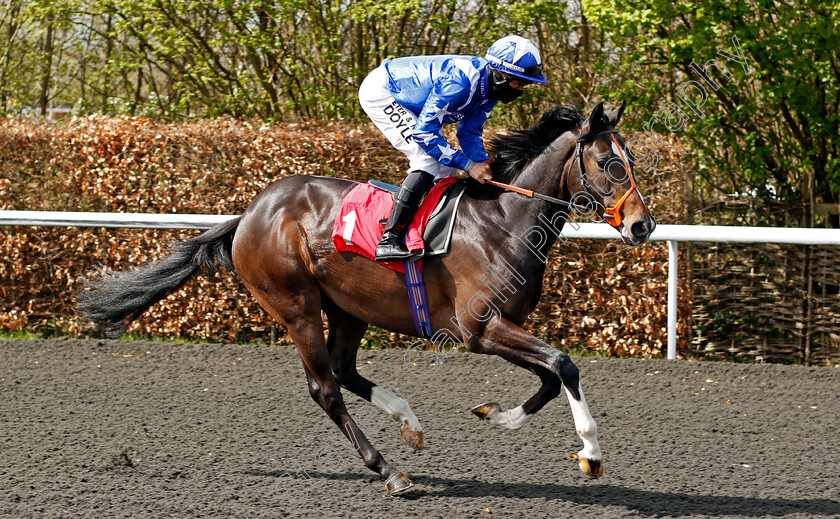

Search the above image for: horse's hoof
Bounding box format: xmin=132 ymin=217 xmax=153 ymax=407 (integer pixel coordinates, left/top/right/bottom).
xmin=385 ymin=472 xmax=414 ymax=494
xmin=578 ymin=456 xmax=604 ymax=478
xmin=471 ymin=402 xmax=501 ymax=421
xmin=400 ymin=423 xmax=424 ymax=450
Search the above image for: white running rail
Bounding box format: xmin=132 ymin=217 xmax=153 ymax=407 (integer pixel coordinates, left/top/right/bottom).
xmin=4 ymin=210 xmax=840 ymax=359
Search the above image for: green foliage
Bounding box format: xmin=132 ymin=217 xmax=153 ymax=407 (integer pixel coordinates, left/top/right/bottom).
xmin=3 ymin=0 xmax=836 ymax=227
xmin=0 ymin=0 xmax=588 ymax=126
xmin=584 ymin=0 xmax=840 ymax=226
xmin=0 ymin=329 xmax=48 ymax=340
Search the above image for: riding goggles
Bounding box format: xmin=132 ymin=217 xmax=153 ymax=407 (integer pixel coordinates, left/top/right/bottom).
xmin=486 ymin=57 xmax=543 ymax=80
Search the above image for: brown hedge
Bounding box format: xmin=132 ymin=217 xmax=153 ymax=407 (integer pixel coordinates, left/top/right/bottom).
xmin=0 ymin=115 xmax=690 ymax=356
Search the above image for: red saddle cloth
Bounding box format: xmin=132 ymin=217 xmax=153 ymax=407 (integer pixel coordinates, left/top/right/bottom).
xmin=332 ymin=177 xmax=458 ymax=273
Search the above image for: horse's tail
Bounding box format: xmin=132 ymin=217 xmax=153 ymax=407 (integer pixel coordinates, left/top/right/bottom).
xmin=76 ymin=217 xmax=241 ymax=338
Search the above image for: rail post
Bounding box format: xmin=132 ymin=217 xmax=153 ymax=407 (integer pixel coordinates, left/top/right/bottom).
xmin=667 ymin=240 xmax=678 ymax=360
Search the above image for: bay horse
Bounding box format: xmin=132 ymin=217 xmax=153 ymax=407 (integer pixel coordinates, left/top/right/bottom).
xmin=76 ymin=102 xmax=655 ymax=494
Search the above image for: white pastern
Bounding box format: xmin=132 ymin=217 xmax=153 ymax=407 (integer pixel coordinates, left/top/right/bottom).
xmin=371 ymin=385 xmax=422 ymax=431
xmin=490 ymin=405 xmax=530 ymax=430
xmin=564 ymin=384 xmax=601 ymax=460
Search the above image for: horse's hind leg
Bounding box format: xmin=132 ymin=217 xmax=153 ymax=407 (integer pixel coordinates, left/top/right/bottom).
xmin=246 ymin=284 xmax=413 ymax=494
xmin=324 ymin=306 xmax=424 ymax=449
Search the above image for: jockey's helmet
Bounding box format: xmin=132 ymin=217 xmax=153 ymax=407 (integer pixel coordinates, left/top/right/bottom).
xmin=485 ymin=35 xmax=547 ymax=84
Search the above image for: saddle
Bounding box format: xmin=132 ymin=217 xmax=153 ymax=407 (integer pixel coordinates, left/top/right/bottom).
xmin=331 ymin=177 xmax=466 ymax=273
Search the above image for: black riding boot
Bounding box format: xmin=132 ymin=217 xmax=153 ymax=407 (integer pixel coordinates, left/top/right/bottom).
xmin=375 ymin=170 xmax=434 ymax=262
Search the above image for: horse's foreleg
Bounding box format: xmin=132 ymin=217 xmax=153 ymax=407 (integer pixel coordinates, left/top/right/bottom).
xmin=564 ymin=382 xmax=603 ymax=476
xmin=471 ymin=368 xmax=561 ymax=430
xmin=465 ymin=317 xmax=603 ymax=477
xmin=325 ymin=309 xmax=424 ymax=449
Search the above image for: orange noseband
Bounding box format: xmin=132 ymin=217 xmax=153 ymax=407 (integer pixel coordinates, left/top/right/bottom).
xmin=602 ymin=133 xmax=639 ymax=228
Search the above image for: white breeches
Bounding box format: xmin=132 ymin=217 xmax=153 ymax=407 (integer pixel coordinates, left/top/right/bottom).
xmin=358 ymin=65 xmax=460 ymax=179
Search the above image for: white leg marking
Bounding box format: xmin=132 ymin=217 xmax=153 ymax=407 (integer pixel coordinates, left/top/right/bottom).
xmin=564 ymin=384 xmax=601 ymax=460
xmin=371 ymin=385 xmax=422 ymax=431
xmin=489 ymin=405 xmax=531 ymax=430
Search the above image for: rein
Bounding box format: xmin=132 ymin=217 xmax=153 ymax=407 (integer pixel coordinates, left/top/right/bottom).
xmin=484 ymin=179 xmax=590 ymax=213
xmin=486 ymin=127 xmax=638 ymax=228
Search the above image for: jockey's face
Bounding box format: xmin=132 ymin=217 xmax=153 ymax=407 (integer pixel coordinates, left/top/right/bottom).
xmin=499 ymin=72 xmax=534 ymax=91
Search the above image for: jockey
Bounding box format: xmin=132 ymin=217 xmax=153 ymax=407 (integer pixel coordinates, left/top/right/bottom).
xmin=359 ymin=34 xmax=547 ymax=262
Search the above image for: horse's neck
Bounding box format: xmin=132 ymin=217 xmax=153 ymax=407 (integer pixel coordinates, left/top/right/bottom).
xmin=450 ymin=132 xmax=577 ymax=321
xmin=496 ymin=133 xmax=576 ymax=256
xmin=516 ymin=131 xmax=576 ymax=200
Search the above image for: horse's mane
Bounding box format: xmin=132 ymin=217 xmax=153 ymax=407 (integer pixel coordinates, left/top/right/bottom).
xmin=466 ymin=104 xmax=582 ymax=198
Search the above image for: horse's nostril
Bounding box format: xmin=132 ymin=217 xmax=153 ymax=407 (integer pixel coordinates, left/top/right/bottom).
xmin=631 ymin=220 xmax=651 ymax=239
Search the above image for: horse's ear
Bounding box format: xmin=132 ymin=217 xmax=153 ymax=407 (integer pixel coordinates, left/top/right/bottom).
xmin=589 ymin=102 xmax=604 ymax=124
xmin=580 ymin=102 xmax=605 ymax=136
xmin=607 ymin=101 xmax=626 ymax=127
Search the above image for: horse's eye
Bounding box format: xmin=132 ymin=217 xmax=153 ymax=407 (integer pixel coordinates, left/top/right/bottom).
xmin=596 ymin=158 xmax=610 ymax=168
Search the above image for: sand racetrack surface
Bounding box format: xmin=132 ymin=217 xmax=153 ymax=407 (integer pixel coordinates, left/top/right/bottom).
xmin=1 ymin=338 xmax=839 ymax=519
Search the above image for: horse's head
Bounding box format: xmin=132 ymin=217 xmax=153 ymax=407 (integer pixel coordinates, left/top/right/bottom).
xmin=565 ymin=102 xmax=656 ymax=245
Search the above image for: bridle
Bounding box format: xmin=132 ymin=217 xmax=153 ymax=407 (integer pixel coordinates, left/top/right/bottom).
xmin=486 ymin=126 xmax=640 ymax=228
xmin=568 ymin=128 xmax=639 ymax=228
